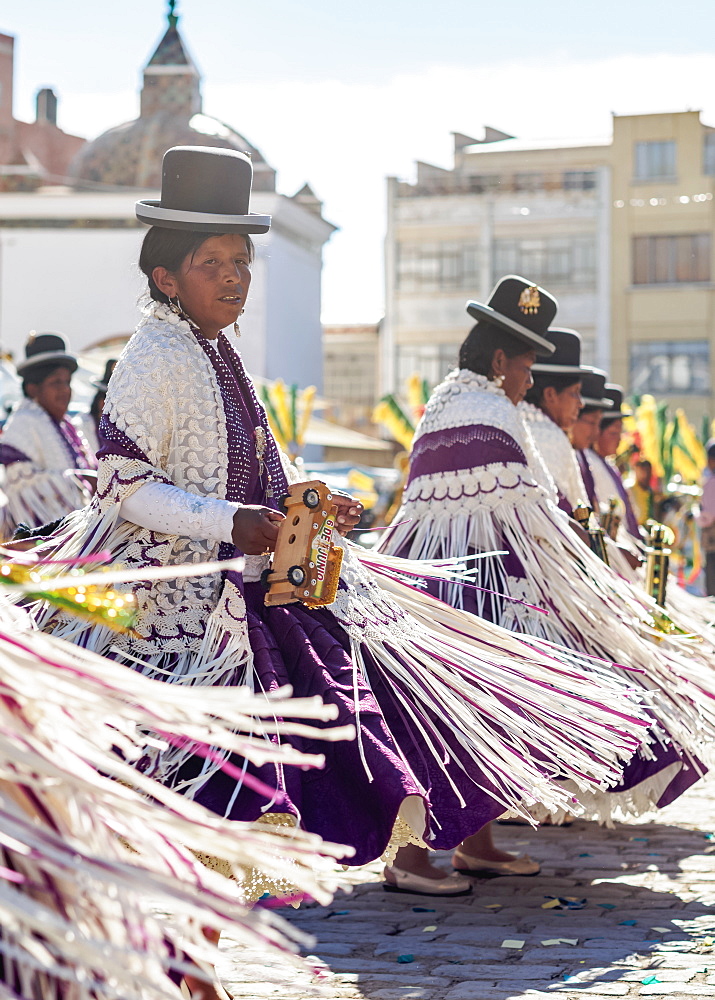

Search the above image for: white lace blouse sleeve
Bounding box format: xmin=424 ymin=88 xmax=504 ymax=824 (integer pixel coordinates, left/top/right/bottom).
xmin=119 ymin=481 xmax=239 ymax=543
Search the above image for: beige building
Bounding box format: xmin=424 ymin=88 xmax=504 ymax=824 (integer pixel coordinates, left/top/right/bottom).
xmin=323 ymin=323 xmax=381 ymax=431
xmin=610 ymin=111 xmax=715 ymax=417
xmin=384 ymin=111 xmax=715 ymax=421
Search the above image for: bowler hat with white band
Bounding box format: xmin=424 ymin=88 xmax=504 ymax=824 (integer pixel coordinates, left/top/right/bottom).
xmin=16 ymin=333 xmax=78 ymax=377
xmin=601 ymin=384 xmax=633 ymax=422
xmin=466 ymin=275 xmax=557 ymax=357
xmin=531 ymin=328 xmax=585 ymax=376
xmin=136 ymin=145 xmax=271 ymax=234
xmin=579 ymin=368 xmax=613 ymax=410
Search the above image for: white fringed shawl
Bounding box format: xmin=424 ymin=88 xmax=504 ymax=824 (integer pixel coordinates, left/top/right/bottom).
xmin=381 ymin=368 xmax=715 ymax=768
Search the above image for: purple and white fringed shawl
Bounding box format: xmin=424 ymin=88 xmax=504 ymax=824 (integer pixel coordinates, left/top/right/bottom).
xmin=0 ymin=398 xmax=96 ymax=532
xmin=18 ymin=309 xmax=657 ymax=836
xmin=518 ymin=400 xmax=589 ymax=515
xmin=0 ymin=593 xmax=358 ymax=1000
xmin=380 ymin=368 xmax=715 ymax=819
xmin=587 ymin=448 xmax=641 ymax=540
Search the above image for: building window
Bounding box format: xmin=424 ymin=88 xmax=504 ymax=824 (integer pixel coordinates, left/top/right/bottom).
xmin=493 ymin=235 xmax=596 ymax=287
xmin=634 ymin=140 xmax=676 ymax=180
xmin=632 ymin=234 xmax=710 ymax=284
xmin=630 ymin=341 xmax=710 ymax=395
xmin=563 ymin=170 xmax=597 ymax=191
xmin=704 ymin=133 xmax=715 ymax=175
xmin=467 ymin=174 xmax=501 ymax=193
xmin=396 ymin=344 xmax=459 ymax=388
xmin=396 ymin=242 xmax=480 ymax=292
xmin=514 ymin=172 xmax=545 ymax=192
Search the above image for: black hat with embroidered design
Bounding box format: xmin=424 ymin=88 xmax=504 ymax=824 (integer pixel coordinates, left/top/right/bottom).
xmin=531 ymin=328 xmax=584 ymax=375
xmin=16 ymin=332 xmax=78 ymax=377
xmin=136 ymin=145 xmax=271 ymax=234
xmin=579 ymin=368 xmax=613 ymax=410
xmin=466 ymin=275 xmax=557 ymax=357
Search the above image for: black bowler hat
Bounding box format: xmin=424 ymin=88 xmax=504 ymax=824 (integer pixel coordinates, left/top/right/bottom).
xmin=16 ymin=332 xmax=78 ymax=377
xmin=531 ymin=328 xmax=584 ymax=375
xmin=91 ymin=358 xmax=117 ymax=393
xmin=579 ymin=368 xmax=613 ymax=410
xmin=136 ymin=146 xmax=271 ymax=234
xmin=466 ymin=275 xmax=557 ymax=357
xmin=601 ymin=384 xmax=633 ymax=422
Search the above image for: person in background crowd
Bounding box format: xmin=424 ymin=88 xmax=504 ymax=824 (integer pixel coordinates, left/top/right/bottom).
xmin=80 ymin=359 xmax=117 ymax=455
xmin=697 ymin=442 xmax=715 ymax=597
xmin=518 ymin=327 xmax=588 ymax=513
xmin=570 ymin=368 xmax=613 ymax=510
xmin=589 ymin=386 xmax=641 ymax=540
xmin=0 ymin=333 xmax=96 ymax=532
xmin=629 ymin=459 xmax=656 ymax=527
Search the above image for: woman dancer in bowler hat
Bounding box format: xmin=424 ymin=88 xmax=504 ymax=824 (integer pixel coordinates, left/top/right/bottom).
xmin=0 ymin=333 xmax=96 ymax=534
xmin=381 ymin=277 xmax=715 ymax=841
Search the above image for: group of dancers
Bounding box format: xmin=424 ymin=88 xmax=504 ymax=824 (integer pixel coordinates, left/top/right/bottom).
xmin=2 ymin=143 xmax=715 ymax=1000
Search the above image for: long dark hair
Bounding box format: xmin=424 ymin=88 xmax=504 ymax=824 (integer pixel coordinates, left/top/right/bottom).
xmin=138 ymin=228 xmax=255 ymax=304
xmin=525 ymin=372 xmax=581 ymax=407
xmin=458 ymin=321 xmax=532 ymax=376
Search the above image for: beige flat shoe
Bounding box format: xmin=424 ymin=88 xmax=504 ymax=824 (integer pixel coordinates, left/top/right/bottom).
xmin=452 ymin=849 xmax=541 ymax=877
xmin=383 ymin=865 xmax=472 ymax=896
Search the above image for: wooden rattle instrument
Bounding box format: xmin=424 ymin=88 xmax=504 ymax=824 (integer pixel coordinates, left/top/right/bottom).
xmin=261 ymin=480 xmax=343 ymax=608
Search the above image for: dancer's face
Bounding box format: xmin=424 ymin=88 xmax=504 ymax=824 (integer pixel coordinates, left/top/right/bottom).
xmin=26 ymin=366 xmax=73 ymax=422
xmin=493 ymin=349 xmax=536 ymax=405
xmin=597 ymin=418 xmax=623 ymax=458
xmin=541 ymin=382 xmax=583 ymax=431
xmin=153 ymin=234 xmax=252 ymax=339
xmin=571 ymin=410 xmax=601 ymax=450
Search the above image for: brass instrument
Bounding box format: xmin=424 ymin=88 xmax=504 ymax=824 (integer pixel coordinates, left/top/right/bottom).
xmin=572 ymin=502 xmax=610 ymax=566
xmin=644 ymin=521 xmax=672 ymax=609
xmin=600 ymin=498 xmax=621 ymax=541
xmin=642 ymin=521 xmax=697 ymax=638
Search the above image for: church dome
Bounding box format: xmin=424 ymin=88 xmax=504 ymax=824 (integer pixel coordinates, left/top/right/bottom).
xmin=68 ymin=112 xmax=276 ymax=190
xmin=68 ymin=9 xmax=276 ymax=192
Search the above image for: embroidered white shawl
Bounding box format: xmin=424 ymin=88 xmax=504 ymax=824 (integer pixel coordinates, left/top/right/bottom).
xmin=518 ymin=401 xmax=589 ymax=511
xmin=1 ymin=398 xmax=93 ymax=529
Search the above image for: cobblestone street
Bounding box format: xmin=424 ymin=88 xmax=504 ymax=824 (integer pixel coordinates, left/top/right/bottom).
xmin=219 ymin=777 xmax=715 ymax=1000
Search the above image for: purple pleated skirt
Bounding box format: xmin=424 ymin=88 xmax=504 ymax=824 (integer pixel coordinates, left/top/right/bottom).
xmin=191 ymin=584 xmax=513 ymax=864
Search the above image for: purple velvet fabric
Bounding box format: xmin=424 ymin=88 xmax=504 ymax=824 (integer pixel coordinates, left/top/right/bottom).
xmin=0 ymin=442 xmax=30 ymax=466
xmin=393 ymin=422 xmax=535 ymax=626
xmin=57 ymin=416 xmax=97 ymax=471
xmin=407 ymin=425 xmax=526 ymax=485
xmin=591 ymin=451 xmax=641 ymax=539
xmin=576 ymin=450 xmax=597 ymax=508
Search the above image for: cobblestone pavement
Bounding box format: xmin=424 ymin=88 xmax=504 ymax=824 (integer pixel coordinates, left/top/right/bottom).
xmin=219 ymin=777 xmax=715 ymax=1000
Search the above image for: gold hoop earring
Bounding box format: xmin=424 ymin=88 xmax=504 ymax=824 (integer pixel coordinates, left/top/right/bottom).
xmin=234 ymin=307 xmax=244 ymax=336
xmin=169 ymin=296 xmax=182 ymax=317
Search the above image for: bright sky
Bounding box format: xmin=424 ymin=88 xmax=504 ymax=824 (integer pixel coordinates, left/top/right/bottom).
xmin=5 ymin=1 xmax=715 ymax=323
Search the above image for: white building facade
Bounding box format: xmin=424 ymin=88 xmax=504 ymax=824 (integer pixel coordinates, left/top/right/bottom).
xmin=0 ymin=13 xmax=334 ymax=390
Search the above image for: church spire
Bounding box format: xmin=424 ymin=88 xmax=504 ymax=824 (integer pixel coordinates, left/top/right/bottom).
xmin=140 ymin=2 xmax=201 ymax=118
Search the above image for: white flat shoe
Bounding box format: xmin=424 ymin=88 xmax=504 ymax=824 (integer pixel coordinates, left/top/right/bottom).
xmin=452 ymin=849 xmax=541 ymax=877
xmin=383 ymin=865 xmax=472 ymax=896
